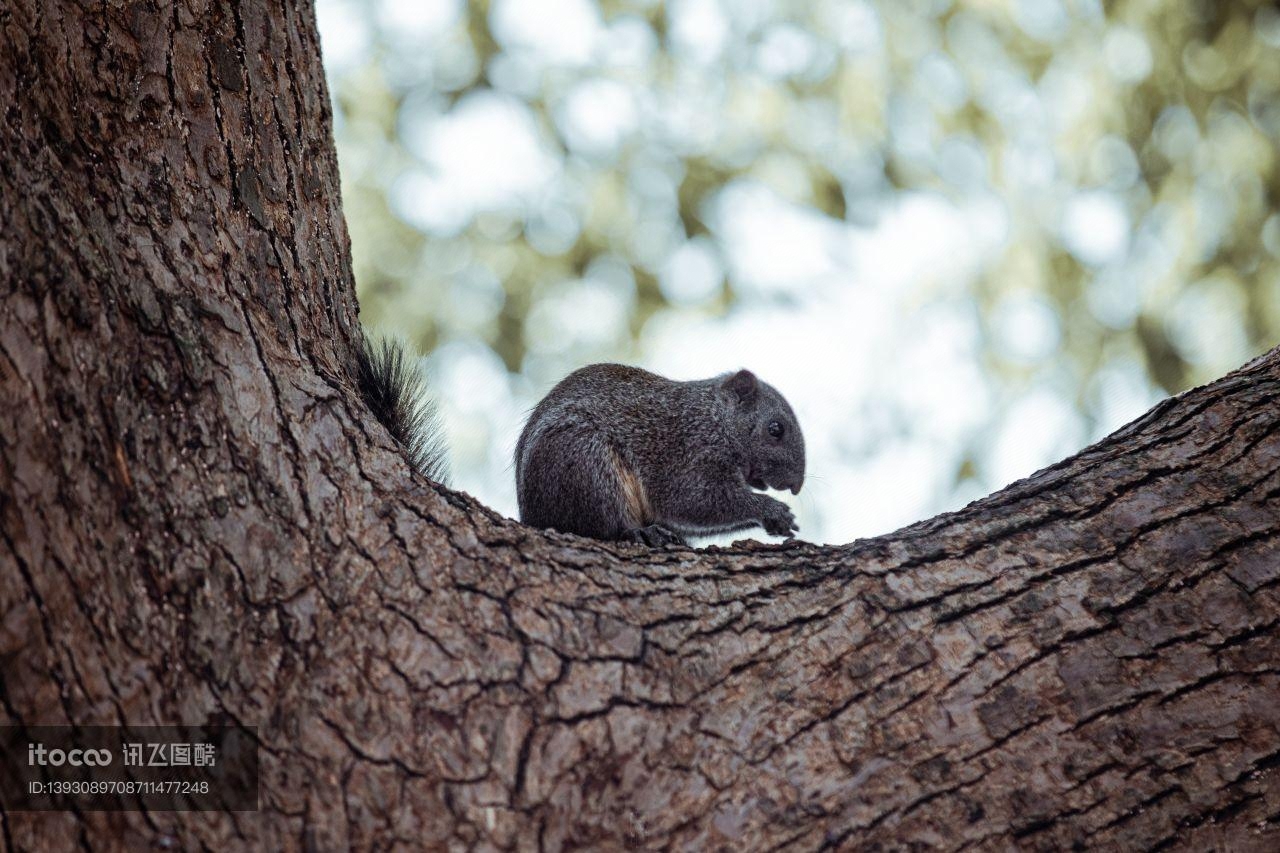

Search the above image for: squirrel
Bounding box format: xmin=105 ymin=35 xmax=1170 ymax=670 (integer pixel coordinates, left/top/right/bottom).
xmin=515 ymin=364 xmax=805 ymax=546
xmin=356 ymin=339 xmax=805 ymax=546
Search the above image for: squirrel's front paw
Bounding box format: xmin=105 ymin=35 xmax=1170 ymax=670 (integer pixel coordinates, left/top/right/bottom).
xmin=760 ymin=499 xmax=798 ymax=538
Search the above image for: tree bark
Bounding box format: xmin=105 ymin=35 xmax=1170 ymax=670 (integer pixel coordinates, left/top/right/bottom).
xmin=2 ymin=0 xmax=1278 ymax=850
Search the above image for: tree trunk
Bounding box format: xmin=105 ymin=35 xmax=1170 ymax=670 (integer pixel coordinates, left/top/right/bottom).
xmin=2 ymin=0 xmax=1277 ymax=850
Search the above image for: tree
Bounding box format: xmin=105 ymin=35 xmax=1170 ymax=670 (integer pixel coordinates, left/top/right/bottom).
xmin=1 ymin=1 xmax=1277 ymax=849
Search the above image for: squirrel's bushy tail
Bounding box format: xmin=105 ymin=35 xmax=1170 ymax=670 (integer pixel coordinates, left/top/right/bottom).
xmin=355 ymin=336 xmax=450 ymax=483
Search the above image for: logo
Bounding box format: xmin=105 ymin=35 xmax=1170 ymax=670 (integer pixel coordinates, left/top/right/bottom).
xmin=27 ymin=743 xmax=113 ymax=767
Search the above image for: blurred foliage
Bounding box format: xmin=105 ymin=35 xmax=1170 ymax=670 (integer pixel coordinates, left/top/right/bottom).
xmin=320 ymin=0 xmax=1280 ymax=535
xmin=330 ymin=0 xmax=1279 ymax=383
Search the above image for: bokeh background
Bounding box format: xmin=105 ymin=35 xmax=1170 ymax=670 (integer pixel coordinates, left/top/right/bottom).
xmin=316 ymin=0 xmax=1280 ymax=545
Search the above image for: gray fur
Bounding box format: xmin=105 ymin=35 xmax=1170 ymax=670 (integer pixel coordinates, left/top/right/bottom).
xmin=515 ymin=364 xmax=805 ymax=545
xmin=355 ymin=336 xmax=450 ymax=483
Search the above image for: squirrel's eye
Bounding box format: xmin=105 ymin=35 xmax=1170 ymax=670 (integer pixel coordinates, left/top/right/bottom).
xmin=767 ymin=420 xmax=784 ymax=438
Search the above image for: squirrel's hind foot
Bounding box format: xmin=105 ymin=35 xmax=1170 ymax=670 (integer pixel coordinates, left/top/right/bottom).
xmin=627 ymin=524 xmax=687 ymax=548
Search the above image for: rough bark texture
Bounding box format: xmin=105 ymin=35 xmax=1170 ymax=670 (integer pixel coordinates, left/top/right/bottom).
xmin=2 ymin=0 xmax=1279 ymax=850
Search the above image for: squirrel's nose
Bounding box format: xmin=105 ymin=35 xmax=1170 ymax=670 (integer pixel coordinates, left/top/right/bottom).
xmin=790 ymin=483 xmax=801 ymax=495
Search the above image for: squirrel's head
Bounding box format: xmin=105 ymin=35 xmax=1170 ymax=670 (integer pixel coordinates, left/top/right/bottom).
xmin=721 ymin=369 xmax=806 ymax=495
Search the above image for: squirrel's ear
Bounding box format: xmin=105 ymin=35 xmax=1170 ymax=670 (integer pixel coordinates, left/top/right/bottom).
xmin=723 ymin=369 xmax=759 ymax=404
